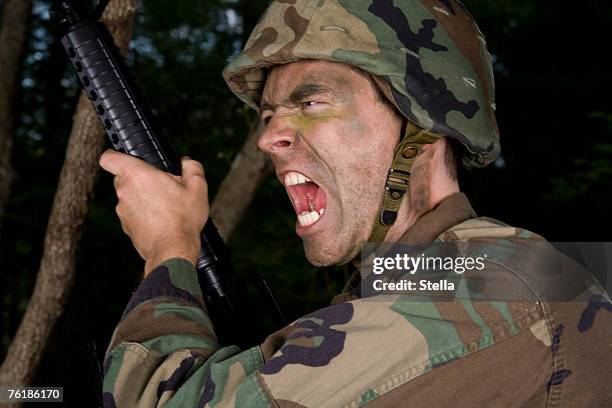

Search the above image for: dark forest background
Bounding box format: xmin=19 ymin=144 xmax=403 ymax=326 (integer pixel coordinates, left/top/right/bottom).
xmin=0 ymin=0 xmax=610 ymax=405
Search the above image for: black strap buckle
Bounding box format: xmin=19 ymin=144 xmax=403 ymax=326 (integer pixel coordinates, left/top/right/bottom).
xmin=385 ymin=168 xmax=411 ymax=200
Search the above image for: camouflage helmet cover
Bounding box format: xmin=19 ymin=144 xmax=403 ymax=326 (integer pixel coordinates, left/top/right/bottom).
xmin=222 ymin=0 xmax=500 ymax=167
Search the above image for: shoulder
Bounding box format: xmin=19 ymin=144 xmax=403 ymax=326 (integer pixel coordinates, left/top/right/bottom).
xmin=439 ymin=216 xmax=546 ymax=243
xmin=255 ymin=217 xmax=558 ymax=406
xmin=257 ymin=293 xmax=550 ymax=407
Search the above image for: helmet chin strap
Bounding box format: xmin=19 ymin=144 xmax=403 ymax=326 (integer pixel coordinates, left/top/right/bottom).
xmin=367 ymin=121 xmax=441 ymax=243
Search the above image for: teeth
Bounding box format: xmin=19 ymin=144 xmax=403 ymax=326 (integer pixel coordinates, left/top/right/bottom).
xmin=298 ymin=210 xmax=320 ymax=227
xmin=283 ymin=171 xmax=324 ymax=226
xmin=284 ymin=171 xmax=312 ymax=187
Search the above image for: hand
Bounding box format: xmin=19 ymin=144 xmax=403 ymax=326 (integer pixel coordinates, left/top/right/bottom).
xmin=99 ymin=149 xmax=208 ymax=275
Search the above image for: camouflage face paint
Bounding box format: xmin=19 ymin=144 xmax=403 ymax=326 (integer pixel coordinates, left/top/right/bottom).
xmin=261 ymin=71 xmax=362 ymax=132
xmin=258 ymin=60 xmax=403 ymax=265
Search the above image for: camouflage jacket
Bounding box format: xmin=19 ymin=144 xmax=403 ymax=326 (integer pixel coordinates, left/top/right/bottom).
xmin=103 ymin=193 xmax=612 ymax=407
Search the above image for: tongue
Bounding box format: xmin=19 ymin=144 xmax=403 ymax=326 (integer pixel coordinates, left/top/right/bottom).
xmin=290 ymin=182 xmax=326 ymax=214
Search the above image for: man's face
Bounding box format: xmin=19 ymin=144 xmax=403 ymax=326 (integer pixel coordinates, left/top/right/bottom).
xmin=258 ymin=60 xmax=402 ymax=266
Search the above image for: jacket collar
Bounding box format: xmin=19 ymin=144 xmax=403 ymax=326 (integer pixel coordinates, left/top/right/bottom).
xmin=332 ymin=192 xmax=477 ymax=304
xmin=398 ymin=192 xmax=476 ymax=246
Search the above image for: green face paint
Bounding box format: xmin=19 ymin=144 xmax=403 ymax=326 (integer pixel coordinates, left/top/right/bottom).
xmin=288 ymin=78 xmax=357 ymax=130
xmin=289 ymin=108 xmax=345 ymax=130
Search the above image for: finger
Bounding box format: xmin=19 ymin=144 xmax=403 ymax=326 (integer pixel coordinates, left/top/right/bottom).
xmin=115 ymin=203 xmax=123 ymax=218
xmin=99 ymin=149 xmax=142 ymax=176
xmin=181 ymin=158 xmax=206 ymax=188
xmin=113 ymin=175 xmax=121 ymax=190
xmin=115 ymin=203 xmax=131 ymax=235
xmin=113 ymin=175 xmax=127 ymax=200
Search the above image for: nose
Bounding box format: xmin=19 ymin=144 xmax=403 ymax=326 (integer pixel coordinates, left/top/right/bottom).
xmin=257 ymin=113 xmax=296 ymax=155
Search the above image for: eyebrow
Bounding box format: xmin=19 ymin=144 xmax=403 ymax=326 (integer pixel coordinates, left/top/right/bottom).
xmin=260 ymin=82 xmax=332 ymax=111
xmin=288 ymin=83 xmax=327 ymax=104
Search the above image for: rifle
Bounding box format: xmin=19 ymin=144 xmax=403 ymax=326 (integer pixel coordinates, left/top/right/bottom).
xmin=50 ymin=0 xmax=285 ymax=351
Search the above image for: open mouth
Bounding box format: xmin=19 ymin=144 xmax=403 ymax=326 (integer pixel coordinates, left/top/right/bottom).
xmin=283 ymin=171 xmax=327 ymax=228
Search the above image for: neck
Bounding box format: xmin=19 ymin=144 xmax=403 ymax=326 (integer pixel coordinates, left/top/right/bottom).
xmin=384 ymin=141 xmax=459 ymax=243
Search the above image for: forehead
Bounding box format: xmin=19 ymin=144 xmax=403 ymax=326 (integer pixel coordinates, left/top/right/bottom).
xmin=261 ymin=60 xmax=370 ymax=104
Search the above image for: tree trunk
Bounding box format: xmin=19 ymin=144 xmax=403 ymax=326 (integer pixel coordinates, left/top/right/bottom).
xmin=208 ymin=0 xmax=273 ymax=240
xmin=0 ymin=0 xmax=32 ymax=224
xmin=0 ymin=0 xmax=138 ymax=392
xmin=211 ymin=119 xmax=273 ymax=239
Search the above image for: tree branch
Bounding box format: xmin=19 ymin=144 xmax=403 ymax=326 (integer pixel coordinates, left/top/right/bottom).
xmin=0 ymin=0 xmax=32 ymax=224
xmin=211 ymin=119 xmax=273 ymax=240
xmin=0 ymin=0 xmax=138 ymax=391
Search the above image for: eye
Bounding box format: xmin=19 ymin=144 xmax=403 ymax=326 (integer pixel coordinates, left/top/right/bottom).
xmin=301 ymin=100 xmax=322 ymax=110
xmin=261 ymin=111 xmax=273 ymax=125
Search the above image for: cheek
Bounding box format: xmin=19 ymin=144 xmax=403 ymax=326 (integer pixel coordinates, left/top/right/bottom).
xmin=301 ymin=111 xmax=397 ymax=188
xmin=343 ymin=119 xmax=396 ymax=176
xmin=334 ymin=120 xmax=394 ymax=197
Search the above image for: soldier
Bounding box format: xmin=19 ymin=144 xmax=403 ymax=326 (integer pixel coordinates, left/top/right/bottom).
xmin=100 ymin=0 xmax=612 ymax=406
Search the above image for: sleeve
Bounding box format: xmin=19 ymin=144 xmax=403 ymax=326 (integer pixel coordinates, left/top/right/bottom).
xmin=102 ymin=258 xmax=272 ymax=407
xmin=103 ymin=258 xmax=558 ymax=408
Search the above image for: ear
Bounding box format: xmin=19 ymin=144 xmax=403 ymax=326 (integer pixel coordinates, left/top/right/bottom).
xmin=420 ymin=137 xmax=445 ymax=153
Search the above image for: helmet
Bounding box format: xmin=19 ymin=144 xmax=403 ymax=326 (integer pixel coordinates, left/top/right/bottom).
xmin=223 ymin=0 xmax=500 ymax=168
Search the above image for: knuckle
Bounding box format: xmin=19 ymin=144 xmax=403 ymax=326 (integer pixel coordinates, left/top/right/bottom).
xmin=190 ymin=175 xmax=207 ymax=191
xmin=115 ymin=185 xmax=125 ymax=200
xmin=121 ymin=171 xmax=138 ymax=186
xmin=119 ymin=222 xmax=130 ymax=237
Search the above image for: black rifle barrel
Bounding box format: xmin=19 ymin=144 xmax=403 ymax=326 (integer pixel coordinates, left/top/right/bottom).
xmin=52 ymin=0 xmax=247 ymax=346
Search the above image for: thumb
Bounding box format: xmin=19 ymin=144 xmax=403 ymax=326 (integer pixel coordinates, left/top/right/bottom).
xmin=99 ymin=149 xmax=140 ymax=176
xmin=181 ymin=157 xmax=206 ymax=190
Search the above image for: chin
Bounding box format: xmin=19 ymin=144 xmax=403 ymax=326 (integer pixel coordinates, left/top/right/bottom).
xmin=303 ymin=239 xmax=360 ymax=267
xmin=303 ymin=240 xmax=339 ymax=267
